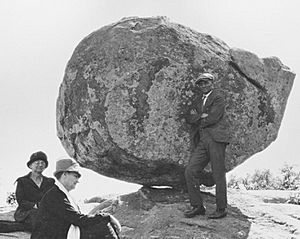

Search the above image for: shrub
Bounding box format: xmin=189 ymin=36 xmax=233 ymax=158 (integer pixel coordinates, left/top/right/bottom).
xmin=287 ymin=193 xmax=300 ymax=205
xmin=227 ymin=174 xmax=241 ymax=189
xmin=248 ymin=169 xmax=280 ymax=190
xmin=228 ymin=169 xmax=280 ymax=190
xmin=278 ymin=164 xmax=300 ymax=190
xmin=6 ymin=192 xmax=17 ymax=206
xmin=228 ymin=163 xmax=300 ymax=190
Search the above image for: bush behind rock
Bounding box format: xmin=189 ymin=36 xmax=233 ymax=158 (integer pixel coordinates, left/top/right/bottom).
xmin=228 ymin=163 xmax=300 ymax=191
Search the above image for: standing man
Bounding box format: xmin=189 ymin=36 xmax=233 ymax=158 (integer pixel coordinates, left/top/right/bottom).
xmin=184 ymin=73 xmax=230 ymax=219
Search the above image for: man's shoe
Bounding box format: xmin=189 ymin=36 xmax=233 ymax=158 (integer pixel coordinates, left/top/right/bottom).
xmin=208 ymin=209 xmax=227 ymax=219
xmin=184 ymin=206 xmax=206 ymax=218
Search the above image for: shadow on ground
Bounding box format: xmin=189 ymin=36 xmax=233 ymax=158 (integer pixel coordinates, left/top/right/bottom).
xmin=115 ymin=187 xmax=251 ymax=239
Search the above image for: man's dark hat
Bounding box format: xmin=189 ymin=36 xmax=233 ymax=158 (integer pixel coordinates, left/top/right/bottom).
xmin=195 ymin=73 xmax=214 ymax=84
xmin=27 ymin=151 xmax=48 ymax=168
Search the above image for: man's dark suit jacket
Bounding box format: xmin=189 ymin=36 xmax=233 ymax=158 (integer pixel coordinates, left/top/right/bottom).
xmin=187 ymin=89 xmax=230 ymax=147
xmin=30 ymin=184 xmax=111 ymax=239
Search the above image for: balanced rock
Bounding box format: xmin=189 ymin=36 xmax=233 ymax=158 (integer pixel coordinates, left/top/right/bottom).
xmin=56 ymin=16 xmax=295 ymax=187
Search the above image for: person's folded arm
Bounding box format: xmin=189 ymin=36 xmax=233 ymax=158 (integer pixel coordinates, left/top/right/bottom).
xmin=15 ymin=181 xmax=35 ymax=210
xmin=201 ymin=94 xmax=225 ymax=128
xmin=186 ymin=113 xmax=202 ymax=124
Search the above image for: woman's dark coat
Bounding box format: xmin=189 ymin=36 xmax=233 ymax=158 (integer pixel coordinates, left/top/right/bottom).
xmin=30 ymin=185 xmax=112 ymax=239
xmin=14 ymin=173 xmax=55 ymax=224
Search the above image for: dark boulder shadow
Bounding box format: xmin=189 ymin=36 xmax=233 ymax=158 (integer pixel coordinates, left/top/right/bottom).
xmin=114 ymin=186 xmax=251 ymax=239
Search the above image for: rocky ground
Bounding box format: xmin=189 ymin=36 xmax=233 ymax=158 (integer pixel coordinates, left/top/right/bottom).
xmin=1 ymin=188 xmax=300 ymax=239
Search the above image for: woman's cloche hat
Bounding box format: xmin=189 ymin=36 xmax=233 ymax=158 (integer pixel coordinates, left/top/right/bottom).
xmin=53 ymin=158 xmax=81 ymax=177
xmin=27 ymin=151 xmax=48 ymax=168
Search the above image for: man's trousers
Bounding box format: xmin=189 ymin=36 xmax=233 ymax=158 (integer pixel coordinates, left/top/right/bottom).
xmin=185 ymin=134 xmax=227 ymax=210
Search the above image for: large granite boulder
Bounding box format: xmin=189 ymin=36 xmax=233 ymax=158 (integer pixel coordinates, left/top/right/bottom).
xmin=56 ymin=16 xmax=295 ymax=187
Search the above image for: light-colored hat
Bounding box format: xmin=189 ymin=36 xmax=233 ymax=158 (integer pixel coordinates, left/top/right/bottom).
xmin=53 ymin=158 xmax=81 ymax=177
xmin=195 ymin=73 xmax=214 ymax=84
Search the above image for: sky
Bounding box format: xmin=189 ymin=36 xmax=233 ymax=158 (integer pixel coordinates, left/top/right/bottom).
xmin=0 ymin=0 xmax=299 ymax=205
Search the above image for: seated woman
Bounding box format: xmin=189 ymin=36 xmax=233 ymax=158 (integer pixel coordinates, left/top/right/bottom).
xmin=14 ymin=151 xmax=55 ymax=231
xmin=31 ymin=158 xmax=121 ymax=239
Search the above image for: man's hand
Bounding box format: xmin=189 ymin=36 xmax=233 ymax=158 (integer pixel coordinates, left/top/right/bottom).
xmin=201 ymin=113 xmax=208 ymax=118
xmin=190 ymin=109 xmax=197 ymax=115
xmin=110 ymin=215 xmax=122 ymax=235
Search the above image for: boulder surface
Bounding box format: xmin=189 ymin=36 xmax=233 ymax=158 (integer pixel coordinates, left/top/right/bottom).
xmin=56 ymin=16 xmax=295 ymax=187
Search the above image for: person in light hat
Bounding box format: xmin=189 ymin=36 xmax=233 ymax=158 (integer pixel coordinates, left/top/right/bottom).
xmin=184 ymin=72 xmax=230 ymax=219
xmin=31 ymin=158 xmax=121 ymax=239
xmin=14 ymin=151 xmax=55 ymax=231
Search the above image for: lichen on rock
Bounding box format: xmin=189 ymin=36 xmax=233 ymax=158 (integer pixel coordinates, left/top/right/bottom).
xmin=56 ymin=16 xmax=295 ymax=187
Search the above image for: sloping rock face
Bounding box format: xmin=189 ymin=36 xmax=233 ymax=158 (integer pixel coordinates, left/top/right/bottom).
xmin=113 ymin=188 xmax=300 ymax=239
xmin=2 ymin=189 xmax=300 ymax=238
xmin=56 ymin=16 xmax=295 ymax=187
